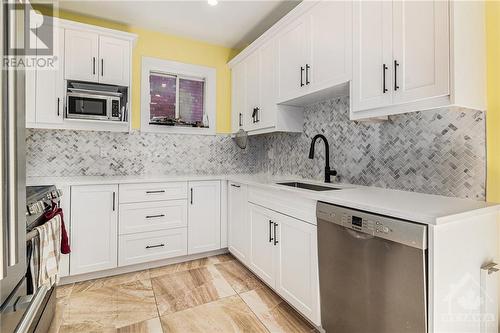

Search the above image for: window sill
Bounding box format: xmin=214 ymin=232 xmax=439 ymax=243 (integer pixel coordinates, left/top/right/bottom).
xmin=141 ymin=125 xmax=216 ymax=136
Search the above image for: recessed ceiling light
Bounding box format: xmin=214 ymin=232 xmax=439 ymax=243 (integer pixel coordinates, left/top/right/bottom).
xmin=208 ymin=0 xmax=218 ymax=6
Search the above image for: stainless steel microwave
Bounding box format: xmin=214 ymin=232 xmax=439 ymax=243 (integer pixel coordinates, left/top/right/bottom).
xmin=66 ymin=90 xmax=122 ymax=121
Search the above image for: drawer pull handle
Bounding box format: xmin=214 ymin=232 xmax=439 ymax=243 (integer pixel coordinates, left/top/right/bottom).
xmin=146 ymin=214 xmax=165 ymax=219
xmin=146 ymin=190 xmax=165 ymax=194
xmin=230 ymin=184 xmax=241 ymax=188
xmin=146 ymin=244 xmax=165 ymax=249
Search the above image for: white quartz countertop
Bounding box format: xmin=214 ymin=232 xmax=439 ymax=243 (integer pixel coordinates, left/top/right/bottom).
xmin=27 ymin=174 xmax=500 ymax=225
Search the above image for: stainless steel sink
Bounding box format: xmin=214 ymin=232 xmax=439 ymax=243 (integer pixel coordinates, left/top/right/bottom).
xmin=277 ymin=182 xmax=342 ymax=191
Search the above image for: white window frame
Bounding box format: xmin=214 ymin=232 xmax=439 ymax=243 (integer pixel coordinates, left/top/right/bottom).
xmin=141 ymin=56 xmax=216 ymax=135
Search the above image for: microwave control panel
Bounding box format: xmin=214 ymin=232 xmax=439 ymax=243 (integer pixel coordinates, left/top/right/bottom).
xmin=111 ymin=100 xmax=120 ymax=118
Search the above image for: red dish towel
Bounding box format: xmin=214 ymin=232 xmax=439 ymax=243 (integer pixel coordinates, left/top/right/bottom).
xmin=44 ymin=203 xmax=71 ymax=254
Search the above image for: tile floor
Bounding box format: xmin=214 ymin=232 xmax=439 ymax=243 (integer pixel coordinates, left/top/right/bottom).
xmin=49 ymin=253 xmax=316 ymax=333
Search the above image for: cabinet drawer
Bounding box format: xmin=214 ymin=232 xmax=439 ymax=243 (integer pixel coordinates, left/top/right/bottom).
xmin=119 ymin=182 xmax=187 ymax=203
xmin=118 ymin=228 xmax=187 ymax=266
xmin=119 ymin=200 xmax=187 ymax=235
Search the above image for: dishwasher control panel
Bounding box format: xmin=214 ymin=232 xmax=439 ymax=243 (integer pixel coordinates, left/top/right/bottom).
xmin=317 ymin=202 xmax=427 ymax=250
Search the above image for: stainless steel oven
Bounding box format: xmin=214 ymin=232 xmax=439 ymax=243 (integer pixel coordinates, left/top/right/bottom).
xmin=66 ymin=89 xmax=122 ymax=121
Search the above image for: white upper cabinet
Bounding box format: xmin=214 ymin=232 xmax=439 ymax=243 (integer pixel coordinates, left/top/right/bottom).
xmin=229 ymin=1 xmax=351 ymax=134
xmin=259 ymin=40 xmax=277 ymax=129
xmin=99 ymin=36 xmax=130 ymax=86
xmin=231 ymin=62 xmax=246 ymax=133
xmin=276 ymin=17 xmax=309 ymax=103
xmin=352 ymin=1 xmax=393 ymax=111
xmin=231 ymin=37 xmax=303 ymax=136
xmin=245 ymin=50 xmax=261 ymax=131
xmin=187 ymin=181 xmax=221 ymax=255
xmin=274 ymin=1 xmax=353 ymax=104
xmin=36 ymin=27 xmax=65 ymax=124
xmin=306 ymin=1 xmax=352 ymax=94
xmin=65 ymin=29 xmax=99 ymax=83
xmin=65 ymin=29 xmax=131 ymax=86
xmin=26 ymin=27 xmax=65 ymax=127
xmin=392 ymin=0 xmax=449 ymax=105
xmin=352 ymin=0 xmax=485 ymax=119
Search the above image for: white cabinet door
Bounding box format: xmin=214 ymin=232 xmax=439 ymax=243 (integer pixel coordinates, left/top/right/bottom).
xmin=307 ymin=1 xmax=352 ymax=92
xmin=392 ymin=0 xmax=449 ymax=105
xmin=231 ymin=62 xmax=246 ymax=133
xmin=188 ymin=181 xmax=221 ymax=254
xmin=258 ymin=39 xmax=277 ymax=130
xmin=35 ymin=27 xmax=64 ymax=124
xmin=245 ymin=51 xmax=260 ymax=131
xmin=351 ymin=1 xmax=393 ymax=112
xmin=98 ymin=36 xmax=130 ymax=86
xmin=65 ymin=29 xmax=99 ymax=82
xmin=276 ymin=17 xmax=308 ymax=103
xmin=70 ymin=185 xmax=118 ymax=275
xmin=274 ymin=213 xmax=319 ymax=325
xmin=248 ymin=203 xmax=275 ymax=286
xmin=228 ymin=182 xmax=249 ymax=264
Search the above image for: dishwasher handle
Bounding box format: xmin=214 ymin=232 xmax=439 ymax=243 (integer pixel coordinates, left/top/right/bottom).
xmin=345 ymin=227 xmax=375 ymax=240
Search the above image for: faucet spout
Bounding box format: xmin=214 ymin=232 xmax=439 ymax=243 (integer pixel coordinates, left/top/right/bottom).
xmin=309 ymin=134 xmax=337 ymax=183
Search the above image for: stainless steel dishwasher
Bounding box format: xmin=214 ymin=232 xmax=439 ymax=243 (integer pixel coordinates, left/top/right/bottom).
xmin=317 ymin=202 xmax=428 ymax=333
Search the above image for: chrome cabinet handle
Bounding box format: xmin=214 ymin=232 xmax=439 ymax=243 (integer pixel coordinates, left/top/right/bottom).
xmin=273 ymin=222 xmax=278 ymax=246
xmin=146 ymin=214 xmax=165 ymax=219
xmin=146 ymin=244 xmax=165 ymax=249
xmin=382 ymin=64 xmax=388 ymax=93
xmin=269 ymin=220 xmax=274 ymax=243
xmin=146 ymin=190 xmax=165 ymax=194
xmin=305 ymin=64 xmax=310 ymax=85
xmin=394 ymin=60 xmax=400 ymax=91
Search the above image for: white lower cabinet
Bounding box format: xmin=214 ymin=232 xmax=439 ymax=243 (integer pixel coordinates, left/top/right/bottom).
xmin=274 ymin=213 xmax=319 ymax=324
xmin=247 ymin=203 xmax=320 ymax=325
xmin=119 ymin=200 xmax=187 ymax=235
xmin=248 ymin=204 xmax=276 ymax=286
xmin=188 ymin=181 xmax=221 ymax=254
xmin=70 ymin=185 xmax=118 ymax=275
xmin=228 ymin=182 xmax=250 ymax=263
xmin=118 ymin=228 xmax=187 ymax=266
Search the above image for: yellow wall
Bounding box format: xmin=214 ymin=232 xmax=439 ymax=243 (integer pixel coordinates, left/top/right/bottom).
xmin=35 ymin=6 xmax=236 ymax=133
xmin=486 ymin=2 xmax=500 ymax=202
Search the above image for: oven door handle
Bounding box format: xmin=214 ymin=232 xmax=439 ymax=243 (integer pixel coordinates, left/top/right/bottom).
xmin=14 ymin=285 xmax=49 ymax=333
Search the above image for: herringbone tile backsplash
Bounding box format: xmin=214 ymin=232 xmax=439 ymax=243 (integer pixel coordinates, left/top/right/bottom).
xmin=26 ymin=96 xmax=486 ymax=200
xmin=257 ymin=97 xmax=486 ymax=200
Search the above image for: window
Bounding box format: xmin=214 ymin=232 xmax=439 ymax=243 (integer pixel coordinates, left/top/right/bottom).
xmin=141 ymin=57 xmax=216 ymax=134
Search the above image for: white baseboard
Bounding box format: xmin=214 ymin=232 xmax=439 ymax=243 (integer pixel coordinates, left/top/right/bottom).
xmin=59 ymin=248 xmax=228 ymax=285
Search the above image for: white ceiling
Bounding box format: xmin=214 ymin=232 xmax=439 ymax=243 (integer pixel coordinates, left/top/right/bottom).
xmin=55 ymin=0 xmax=301 ymax=49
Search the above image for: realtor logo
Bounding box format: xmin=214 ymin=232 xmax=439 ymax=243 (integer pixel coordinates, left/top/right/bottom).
xmin=5 ymin=3 xmax=53 ymax=56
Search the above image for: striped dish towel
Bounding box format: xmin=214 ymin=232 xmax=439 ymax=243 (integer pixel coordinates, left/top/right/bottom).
xmin=33 ymin=215 xmax=62 ymax=287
